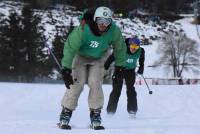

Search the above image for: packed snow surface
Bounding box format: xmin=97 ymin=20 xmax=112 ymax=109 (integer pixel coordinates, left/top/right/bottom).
xmin=0 ymin=82 xmax=200 ymax=134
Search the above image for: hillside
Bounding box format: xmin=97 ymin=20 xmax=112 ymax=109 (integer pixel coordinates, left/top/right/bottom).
xmin=0 ymin=1 xmax=200 ymax=79
xmin=0 ymin=1 xmax=182 ymax=43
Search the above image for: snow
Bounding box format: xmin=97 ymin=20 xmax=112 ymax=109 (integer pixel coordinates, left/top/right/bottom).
xmin=177 ymin=17 xmax=200 ymax=43
xmin=0 ymin=82 xmax=200 ymax=134
xmin=142 ymin=17 xmax=200 ymax=79
xmin=1 ymin=1 xmax=200 ymax=79
xmin=1 ymin=3 xmax=200 ymax=132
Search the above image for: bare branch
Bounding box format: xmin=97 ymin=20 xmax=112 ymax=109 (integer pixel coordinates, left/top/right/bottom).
xmin=154 ymin=31 xmax=200 ymax=77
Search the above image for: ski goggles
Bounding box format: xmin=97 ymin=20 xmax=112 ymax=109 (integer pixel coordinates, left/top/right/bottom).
xmin=96 ymin=17 xmax=112 ymax=26
xmin=130 ymin=44 xmax=140 ymax=50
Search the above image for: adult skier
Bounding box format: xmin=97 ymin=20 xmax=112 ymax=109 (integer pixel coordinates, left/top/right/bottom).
xmin=59 ymin=7 xmax=127 ymax=130
xmin=104 ymin=37 xmax=145 ymax=117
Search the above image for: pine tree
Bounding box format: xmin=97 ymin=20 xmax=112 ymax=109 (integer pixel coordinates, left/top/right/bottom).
xmin=0 ymin=10 xmax=22 ymax=77
xmin=22 ymin=0 xmax=51 ymax=9
xmin=51 ymin=19 xmax=74 ymax=71
xmin=20 ymin=4 xmax=47 ymax=82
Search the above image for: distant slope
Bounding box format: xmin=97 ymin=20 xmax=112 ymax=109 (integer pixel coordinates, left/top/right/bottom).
xmin=0 ymin=1 xmax=182 ymax=44
xmin=0 ymin=1 xmax=199 ymax=78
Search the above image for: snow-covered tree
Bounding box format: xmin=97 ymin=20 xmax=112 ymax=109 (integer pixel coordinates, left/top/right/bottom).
xmin=19 ymin=4 xmax=48 ymax=81
xmin=0 ymin=10 xmax=22 ymax=76
xmin=0 ymin=5 xmax=52 ymax=81
xmin=154 ymin=31 xmax=200 ymax=78
xmin=51 ymin=18 xmax=74 ymax=71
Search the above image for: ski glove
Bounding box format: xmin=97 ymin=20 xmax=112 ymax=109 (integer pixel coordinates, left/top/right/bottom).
xmin=61 ymin=68 xmax=74 ymax=89
xmin=137 ymin=66 xmax=144 ymax=75
xmin=104 ymin=62 xmax=110 ymax=70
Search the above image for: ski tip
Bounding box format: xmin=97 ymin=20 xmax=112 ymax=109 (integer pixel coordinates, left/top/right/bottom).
xmin=107 ymin=112 xmax=115 ymax=115
xmin=129 ymin=112 xmax=137 ymax=118
xmin=90 ymin=125 xmax=105 ymax=130
xmin=57 ymin=123 xmax=71 ymax=130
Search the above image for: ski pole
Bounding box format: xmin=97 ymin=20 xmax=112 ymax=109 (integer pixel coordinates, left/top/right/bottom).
xmin=46 ymin=45 xmax=75 ymax=89
xmin=141 ymin=74 xmax=153 ymax=94
xmin=46 ymin=45 xmax=62 ymax=71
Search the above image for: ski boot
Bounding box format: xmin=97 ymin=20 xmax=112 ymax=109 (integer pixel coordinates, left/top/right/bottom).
xmin=107 ymin=111 xmax=115 ymax=117
xmin=90 ymin=109 xmax=105 ymax=130
xmin=58 ymin=107 xmax=72 ymax=129
xmin=128 ymin=110 xmax=137 ymax=118
xmin=106 ymin=106 xmax=116 ymax=115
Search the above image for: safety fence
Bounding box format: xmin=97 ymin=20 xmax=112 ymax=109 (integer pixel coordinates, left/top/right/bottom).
xmin=135 ymin=78 xmax=200 ymax=85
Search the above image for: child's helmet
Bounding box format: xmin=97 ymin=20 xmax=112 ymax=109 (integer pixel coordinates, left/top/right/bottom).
xmin=128 ymin=37 xmax=140 ymax=46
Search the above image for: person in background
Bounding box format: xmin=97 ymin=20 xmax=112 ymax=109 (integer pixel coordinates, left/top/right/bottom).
xmin=104 ymin=37 xmax=145 ymax=117
xmin=59 ymin=7 xmax=126 ymax=130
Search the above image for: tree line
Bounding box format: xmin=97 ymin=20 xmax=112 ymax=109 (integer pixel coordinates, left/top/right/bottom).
xmin=5 ymin=0 xmax=195 ymax=15
xmin=0 ymin=1 xmax=199 ymax=81
xmin=0 ymin=4 xmax=73 ymax=82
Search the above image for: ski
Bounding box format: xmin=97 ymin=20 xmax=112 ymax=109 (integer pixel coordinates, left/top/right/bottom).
xmin=57 ymin=123 xmax=71 ymax=130
xmin=129 ymin=114 xmax=136 ymax=118
xmin=90 ymin=124 xmax=105 ymax=130
xmin=57 ymin=123 xmax=105 ymax=130
xmin=129 ymin=112 xmax=136 ymax=118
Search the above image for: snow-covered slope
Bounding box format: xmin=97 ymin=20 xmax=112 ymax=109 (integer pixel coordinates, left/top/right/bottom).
xmin=177 ymin=17 xmax=200 ymax=43
xmin=0 ymin=1 xmax=199 ymax=79
xmin=0 ymin=82 xmax=200 ymax=134
xmin=0 ymin=1 xmax=182 ymax=44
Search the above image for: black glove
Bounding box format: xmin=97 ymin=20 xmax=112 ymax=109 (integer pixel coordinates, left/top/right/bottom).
xmin=104 ymin=62 xmax=110 ymax=70
xmin=61 ymin=68 xmax=74 ymax=89
xmin=112 ymin=66 xmax=124 ymax=81
xmin=137 ymin=66 xmax=144 ymax=75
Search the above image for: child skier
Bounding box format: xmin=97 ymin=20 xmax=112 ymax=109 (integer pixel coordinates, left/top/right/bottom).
xmin=104 ymin=37 xmax=145 ymax=116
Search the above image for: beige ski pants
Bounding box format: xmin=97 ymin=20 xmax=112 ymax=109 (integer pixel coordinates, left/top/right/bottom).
xmin=61 ymin=54 xmax=107 ymax=110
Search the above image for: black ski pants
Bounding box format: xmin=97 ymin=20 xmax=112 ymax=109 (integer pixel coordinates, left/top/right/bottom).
xmin=107 ymin=69 xmax=138 ymax=114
